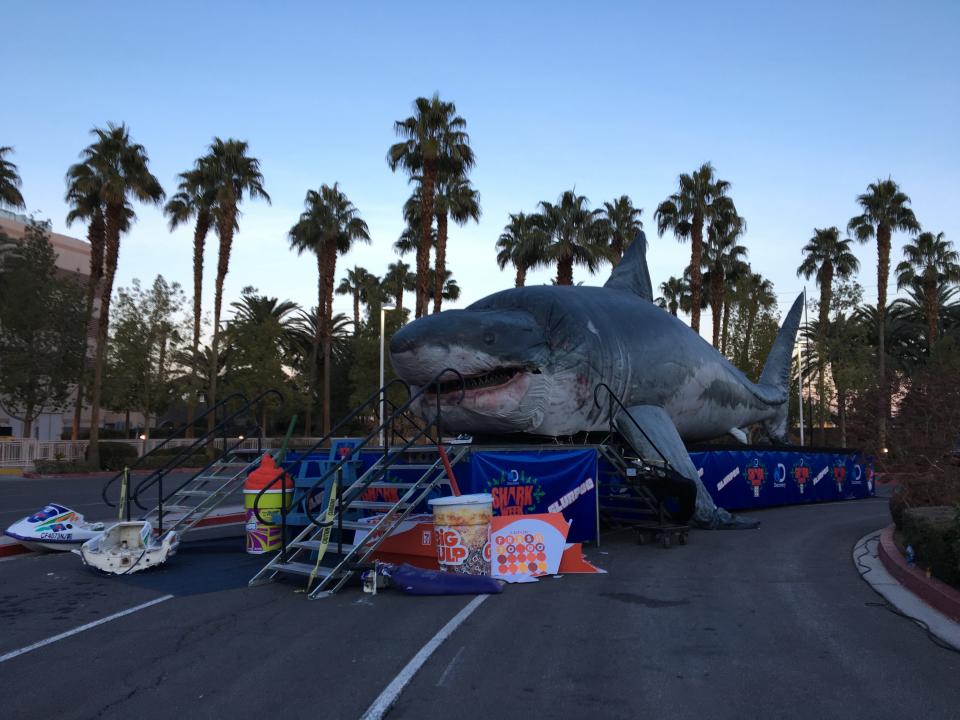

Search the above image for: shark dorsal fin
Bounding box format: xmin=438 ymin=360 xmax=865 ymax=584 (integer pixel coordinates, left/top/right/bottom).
xmin=604 ymin=230 xmax=653 ymax=301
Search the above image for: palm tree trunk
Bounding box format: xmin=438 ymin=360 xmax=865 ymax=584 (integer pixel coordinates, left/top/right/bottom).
xmin=817 ymin=264 xmax=833 ymax=445
xmin=689 ymin=215 xmax=704 ymax=333
xmin=209 ymin=202 xmax=236 ymax=434
xmin=187 ymin=211 xmax=209 ymax=438
xmin=612 ymin=236 xmax=623 ymax=266
xmin=305 ymin=253 xmax=324 ymax=437
xmin=323 ymin=242 xmax=338 ymax=435
xmin=416 ymin=166 xmax=436 ymax=318
xmin=434 ymin=210 xmax=448 ymax=314
xmin=741 ymin=303 xmax=757 ymax=369
xmin=838 ymin=384 xmax=847 ymax=447
xmin=710 ymin=266 xmax=723 ymax=347
xmin=353 ymin=289 xmax=360 ymax=334
xmin=925 ymin=275 xmax=937 ymax=351
xmin=87 ymin=204 xmax=124 ymax=469
xmin=23 ymin=409 xmax=34 ymax=441
xmin=721 ymin=294 xmax=731 ymax=355
xmin=515 ymin=263 xmax=527 ymax=288
xmin=557 ymin=256 xmax=574 ymax=286
xmin=876 ymin=225 xmax=890 ymax=452
xmin=72 ymin=210 xmax=105 ymax=440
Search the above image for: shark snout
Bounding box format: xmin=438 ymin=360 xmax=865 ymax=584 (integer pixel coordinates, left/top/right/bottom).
xmin=389 ymin=308 xmax=546 ymax=386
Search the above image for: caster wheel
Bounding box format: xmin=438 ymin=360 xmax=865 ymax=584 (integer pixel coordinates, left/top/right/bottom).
xmin=637 ymin=533 xmax=646 ymax=545
xmin=678 ymin=533 xmax=687 ymax=546
xmin=661 ymin=535 xmax=671 ymax=549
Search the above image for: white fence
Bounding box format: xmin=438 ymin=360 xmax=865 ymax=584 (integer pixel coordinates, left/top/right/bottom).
xmin=0 ymin=436 xmax=334 ymax=469
xmin=0 ymin=440 xmax=89 ymax=468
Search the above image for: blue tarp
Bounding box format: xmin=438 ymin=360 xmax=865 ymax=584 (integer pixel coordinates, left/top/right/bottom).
xmin=463 ymin=449 xmax=599 ymax=543
xmin=689 ymin=448 xmax=875 ymax=511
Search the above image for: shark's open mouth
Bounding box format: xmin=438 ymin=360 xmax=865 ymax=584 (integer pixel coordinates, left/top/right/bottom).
xmin=427 ymin=366 xmax=525 ymax=397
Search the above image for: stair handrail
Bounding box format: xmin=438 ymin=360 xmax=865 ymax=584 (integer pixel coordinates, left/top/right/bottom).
xmin=248 ymin=377 xmax=412 ymax=525
xmin=127 ymin=388 xmax=283 ymax=509
xmin=101 ymin=392 xmax=248 ymax=507
xmin=593 ymin=382 xmax=672 ymax=469
xmin=302 ymin=368 xmax=464 ymax=527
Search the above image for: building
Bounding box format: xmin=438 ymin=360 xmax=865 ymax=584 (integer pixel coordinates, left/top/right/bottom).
xmin=0 ymin=210 xmax=92 ymax=440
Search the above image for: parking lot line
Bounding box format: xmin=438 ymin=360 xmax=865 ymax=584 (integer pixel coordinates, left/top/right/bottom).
xmin=0 ymin=594 xmax=174 ymax=664
xmin=360 ymin=594 xmax=489 ymax=720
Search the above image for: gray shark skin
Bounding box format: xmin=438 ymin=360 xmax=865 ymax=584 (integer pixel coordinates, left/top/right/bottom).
xmin=390 ymin=233 xmax=803 ymax=529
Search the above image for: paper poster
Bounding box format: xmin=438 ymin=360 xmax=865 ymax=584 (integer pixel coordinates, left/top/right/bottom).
xmin=490 ymin=513 xmax=569 ymax=583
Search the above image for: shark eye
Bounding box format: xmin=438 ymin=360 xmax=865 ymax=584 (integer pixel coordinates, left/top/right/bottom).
xmin=483 ymin=331 xmax=495 ymax=345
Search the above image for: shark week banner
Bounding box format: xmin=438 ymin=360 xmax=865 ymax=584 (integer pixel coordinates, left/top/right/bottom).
xmin=465 ymin=450 xmax=599 ymax=544
xmin=689 ymin=448 xmax=875 ymax=510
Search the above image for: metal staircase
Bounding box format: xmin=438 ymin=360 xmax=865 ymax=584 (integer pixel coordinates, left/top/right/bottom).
xmin=593 ymin=383 xmax=688 ymax=529
xmin=102 ymin=389 xmax=283 ymax=537
xmin=142 ymin=453 xmax=267 ymax=536
xmin=247 ymin=367 xmax=467 ymax=598
xmin=250 ymin=443 xmax=468 ymax=598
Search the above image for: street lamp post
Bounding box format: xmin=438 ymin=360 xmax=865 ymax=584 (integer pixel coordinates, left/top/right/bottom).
xmin=379 ymin=305 xmax=397 ymax=447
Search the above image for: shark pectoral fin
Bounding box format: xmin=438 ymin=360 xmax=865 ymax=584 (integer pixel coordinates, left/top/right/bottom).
xmin=729 ymin=427 xmax=748 ymax=444
xmin=613 ymin=405 xmax=759 ymax=530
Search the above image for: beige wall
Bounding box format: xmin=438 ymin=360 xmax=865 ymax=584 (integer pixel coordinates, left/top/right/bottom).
xmin=0 ymin=213 xmax=90 ymax=277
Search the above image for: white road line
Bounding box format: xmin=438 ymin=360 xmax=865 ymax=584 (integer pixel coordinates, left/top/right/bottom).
xmin=0 ymin=594 xmax=174 ymax=664
xmin=360 ymin=594 xmax=489 ymax=720
xmin=435 ymin=645 xmax=466 ymax=687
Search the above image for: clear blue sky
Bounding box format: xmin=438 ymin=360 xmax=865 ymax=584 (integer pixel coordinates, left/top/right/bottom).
xmin=3 ymin=1 xmax=958 ymax=336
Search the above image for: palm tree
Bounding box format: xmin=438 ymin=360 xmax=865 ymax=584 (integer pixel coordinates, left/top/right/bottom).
xmin=288 ymin=183 xmax=369 ymax=434
xmin=536 ymin=190 xmax=608 ymax=285
xmin=229 ymin=292 xmax=299 ymax=330
xmin=702 ymin=200 xmax=747 ymax=347
xmin=496 ymin=212 xmax=545 ymax=288
xmin=433 ymin=174 xmax=479 ymax=313
xmin=336 ymin=265 xmax=374 ymax=332
xmin=601 ymin=195 xmax=643 ymax=265
xmin=64 ymin=161 xmax=112 ymax=440
xmin=847 ymin=178 xmax=920 ymax=450
xmin=383 ymin=261 xmax=415 ymax=315
xmin=203 ymin=138 xmax=269 ymax=432
xmin=797 ymin=227 xmax=860 ymax=442
xmin=720 ymin=258 xmax=750 ymax=356
xmin=659 ymin=276 xmax=686 ymax=317
xmin=0 ymin=146 xmax=26 ymax=210
xmin=736 ymin=272 xmax=775 ymax=369
xmin=655 ymin=162 xmax=732 ymax=333
xmin=164 ymin=162 xmax=219 ymax=436
xmin=896 ymin=231 xmax=960 ymax=349
xmin=66 ymin=124 xmax=164 ymax=467
xmin=388 ymin=94 xmax=474 ymax=318
xmin=425 ymin=268 xmax=461 ymax=303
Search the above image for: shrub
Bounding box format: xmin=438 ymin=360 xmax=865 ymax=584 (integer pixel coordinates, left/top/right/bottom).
xmin=900 ymin=505 xmax=960 ymax=588
xmin=33 ymin=458 xmax=94 ymax=474
xmin=87 ymin=442 xmax=139 ymax=471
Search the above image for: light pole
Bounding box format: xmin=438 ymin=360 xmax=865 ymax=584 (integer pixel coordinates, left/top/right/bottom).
xmin=379 ymin=305 xmax=397 ymax=447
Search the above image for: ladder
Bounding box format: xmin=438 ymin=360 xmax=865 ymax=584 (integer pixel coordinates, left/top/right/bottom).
xmin=597 ymin=443 xmax=662 ymax=525
xmin=249 ymin=444 xmax=468 ymax=598
xmin=142 ymin=452 xmax=267 ymax=536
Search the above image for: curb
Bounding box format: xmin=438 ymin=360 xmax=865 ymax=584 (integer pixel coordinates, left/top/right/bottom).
xmin=0 ymin=511 xmax=246 ymax=559
xmin=877 ymin=524 xmax=960 ymax=624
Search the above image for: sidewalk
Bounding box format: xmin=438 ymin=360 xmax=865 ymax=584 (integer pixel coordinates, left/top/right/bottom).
xmin=853 ymin=527 xmax=960 ymax=651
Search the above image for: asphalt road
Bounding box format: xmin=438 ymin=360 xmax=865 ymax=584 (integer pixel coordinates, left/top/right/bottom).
xmin=1 ymin=492 xmax=958 ymax=720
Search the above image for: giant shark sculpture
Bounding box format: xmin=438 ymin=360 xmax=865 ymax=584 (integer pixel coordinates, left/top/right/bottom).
xmin=390 ymin=232 xmax=803 ymax=528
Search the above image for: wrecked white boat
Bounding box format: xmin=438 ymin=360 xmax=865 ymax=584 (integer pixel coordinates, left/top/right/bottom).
xmin=4 ymin=504 xmax=105 ymax=552
xmin=78 ymin=521 xmax=179 ymax=575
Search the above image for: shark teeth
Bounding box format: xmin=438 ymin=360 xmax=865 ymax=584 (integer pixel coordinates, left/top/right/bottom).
xmin=430 ymin=367 xmax=523 ymax=395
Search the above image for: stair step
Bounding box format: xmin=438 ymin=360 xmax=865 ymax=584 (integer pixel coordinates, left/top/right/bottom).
xmin=347 ymin=500 xmax=410 ymax=511
xmin=364 ymin=482 xmax=417 ymax=489
xmin=271 ymin=560 xmax=331 ymax=577
xmin=176 ymin=490 xmax=217 ymax=497
xmin=292 ymin=540 xmax=359 ymax=553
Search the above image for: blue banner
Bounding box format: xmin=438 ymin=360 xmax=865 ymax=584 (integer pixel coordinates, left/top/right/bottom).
xmin=465 ymin=450 xmax=599 ymax=543
xmin=689 ymin=448 xmax=875 ymax=511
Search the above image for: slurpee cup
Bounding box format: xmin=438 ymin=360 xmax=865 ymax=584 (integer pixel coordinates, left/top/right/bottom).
xmin=428 ymin=493 xmax=493 ymax=575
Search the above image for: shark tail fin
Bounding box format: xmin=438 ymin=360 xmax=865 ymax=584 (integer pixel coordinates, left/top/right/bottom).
xmin=758 ymin=293 xmax=805 ymax=443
